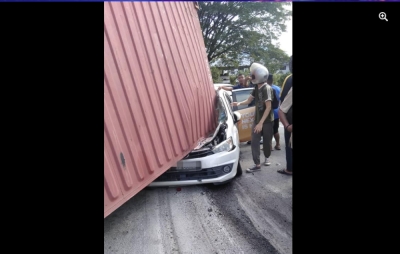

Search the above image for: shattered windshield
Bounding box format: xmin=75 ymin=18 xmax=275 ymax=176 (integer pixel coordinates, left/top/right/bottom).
xmin=215 ymin=94 xmax=227 ymax=123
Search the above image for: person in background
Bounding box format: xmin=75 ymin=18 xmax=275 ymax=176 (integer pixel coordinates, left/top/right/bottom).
xmin=245 ymin=75 xmax=255 ymax=88
xmin=219 ymin=74 xmax=249 ymax=91
xmin=245 ymin=75 xmax=255 ymax=144
xmin=268 ymin=74 xmax=281 ymax=151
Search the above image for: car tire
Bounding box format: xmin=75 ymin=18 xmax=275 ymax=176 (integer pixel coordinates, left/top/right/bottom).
xmin=236 ymin=162 xmax=243 ymax=177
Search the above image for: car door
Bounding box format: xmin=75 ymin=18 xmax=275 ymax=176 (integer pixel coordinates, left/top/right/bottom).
xmin=231 ymin=88 xmax=255 ymax=142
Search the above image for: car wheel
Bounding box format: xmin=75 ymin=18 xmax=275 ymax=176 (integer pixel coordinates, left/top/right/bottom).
xmin=236 ymin=162 xmax=243 ymax=177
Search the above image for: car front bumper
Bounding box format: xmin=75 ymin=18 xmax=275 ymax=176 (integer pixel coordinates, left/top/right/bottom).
xmin=148 ymin=144 xmax=240 ymax=187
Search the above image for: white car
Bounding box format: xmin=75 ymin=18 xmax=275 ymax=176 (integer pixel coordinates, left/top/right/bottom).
xmin=149 ymin=86 xmax=242 ymax=187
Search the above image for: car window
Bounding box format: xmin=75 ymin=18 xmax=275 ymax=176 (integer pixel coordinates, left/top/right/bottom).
xmin=234 ymin=89 xmax=255 ymax=110
xmin=223 ymin=92 xmax=234 ymax=118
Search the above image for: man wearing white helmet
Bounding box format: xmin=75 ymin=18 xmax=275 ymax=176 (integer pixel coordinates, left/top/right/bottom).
xmin=231 ymin=63 xmax=275 ymax=172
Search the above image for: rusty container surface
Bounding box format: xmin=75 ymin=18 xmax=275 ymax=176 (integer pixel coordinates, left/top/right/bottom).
xmin=104 ymin=1 xmax=216 ymax=218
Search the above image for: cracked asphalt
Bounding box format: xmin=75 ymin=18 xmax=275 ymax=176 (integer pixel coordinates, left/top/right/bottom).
xmin=104 ymin=124 xmax=292 ymax=254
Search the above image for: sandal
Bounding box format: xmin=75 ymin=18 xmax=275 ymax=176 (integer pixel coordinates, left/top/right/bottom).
xmin=246 ymin=165 xmax=261 ymax=173
xmin=277 ymin=169 xmax=292 ymax=175
xmin=274 ymin=145 xmax=281 ymax=150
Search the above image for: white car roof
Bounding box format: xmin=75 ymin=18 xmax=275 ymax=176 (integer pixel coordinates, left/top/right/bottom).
xmin=214 ymin=83 xmax=233 ymax=88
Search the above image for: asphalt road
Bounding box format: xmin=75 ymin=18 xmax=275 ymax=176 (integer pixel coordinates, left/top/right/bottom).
xmin=104 ymin=123 xmax=292 ymax=254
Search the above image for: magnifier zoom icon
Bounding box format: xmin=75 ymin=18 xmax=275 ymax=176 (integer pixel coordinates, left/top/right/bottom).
xmin=379 ymin=12 xmax=388 ymax=21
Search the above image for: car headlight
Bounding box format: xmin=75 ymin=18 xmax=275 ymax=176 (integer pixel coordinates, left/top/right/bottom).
xmin=212 ymin=137 xmax=234 ymax=154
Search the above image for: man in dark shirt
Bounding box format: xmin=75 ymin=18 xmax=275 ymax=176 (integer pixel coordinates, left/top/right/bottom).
xmin=219 ymin=74 xmax=255 ymax=91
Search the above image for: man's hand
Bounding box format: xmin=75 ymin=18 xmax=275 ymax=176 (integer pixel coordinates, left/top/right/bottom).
xmin=231 ymin=102 xmax=239 ymax=107
xmin=218 ymin=86 xmax=222 ymax=90
xmin=254 ymin=123 xmax=263 ymax=134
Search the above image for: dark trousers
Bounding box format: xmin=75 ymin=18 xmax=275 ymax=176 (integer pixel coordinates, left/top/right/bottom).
xmin=251 ymin=121 xmax=273 ymax=165
xmin=284 ymin=129 xmax=293 ymax=172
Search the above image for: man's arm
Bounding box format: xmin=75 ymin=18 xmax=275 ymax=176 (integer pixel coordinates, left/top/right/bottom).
xmin=232 ymin=95 xmax=254 ymax=107
xmin=231 ymin=87 xmax=255 ymax=107
xmin=219 ymin=86 xmax=234 ymax=91
xmin=279 ymin=87 xmax=292 ymax=130
xmin=245 ymin=76 xmax=253 ymax=87
xmin=238 ymin=95 xmax=254 ymax=105
xmin=278 ymin=109 xmax=290 ymax=128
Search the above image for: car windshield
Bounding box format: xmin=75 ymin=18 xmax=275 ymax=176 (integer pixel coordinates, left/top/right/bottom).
xmin=215 ymin=94 xmax=227 ymax=124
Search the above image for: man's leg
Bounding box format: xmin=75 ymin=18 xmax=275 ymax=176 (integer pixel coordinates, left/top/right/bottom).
xmin=273 ymin=118 xmax=281 ymax=149
xmin=247 ymin=122 xmax=262 ymax=172
xmin=284 ymin=129 xmax=293 ymax=173
xmin=262 ymin=121 xmax=274 ymax=166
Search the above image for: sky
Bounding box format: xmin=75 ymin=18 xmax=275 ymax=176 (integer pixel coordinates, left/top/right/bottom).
xmin=275 ymin=3 xmax=292 ymax=56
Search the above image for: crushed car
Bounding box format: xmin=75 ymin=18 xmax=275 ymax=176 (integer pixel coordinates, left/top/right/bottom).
xmin=148 ymin=85 xmax=242 ymax=187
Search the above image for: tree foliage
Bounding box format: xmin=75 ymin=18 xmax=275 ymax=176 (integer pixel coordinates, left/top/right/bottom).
xmin=274 ymin=72 xmax=292 ymax=87
xmin=258 ymin=45 xmax=290 ymax=74
xmin=210 ymin=66 xmax=222 ymax=83
xmin=229 ymin=75 xmax=237 ymax=85
xmin=199 ymin=1 xmax=291 ymax=71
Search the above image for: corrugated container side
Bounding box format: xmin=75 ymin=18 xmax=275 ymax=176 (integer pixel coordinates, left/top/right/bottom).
xmin=104 ymin=1 xmax=217 ymax=218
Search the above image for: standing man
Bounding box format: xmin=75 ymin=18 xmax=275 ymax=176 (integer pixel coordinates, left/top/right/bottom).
xmin=278 ymin=56 xmax=293 ymax=175
xmin=219 ymin=73 xmax=255 ymax=91
xmin=268 ymin=74 xmax=281 ymax=151
xmin=231 ymin=63 xmax=274 ymax=172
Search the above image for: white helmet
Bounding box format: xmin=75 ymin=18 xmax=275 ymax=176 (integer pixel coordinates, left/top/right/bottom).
xmin=250 ymin=63 xmax=269 ymax=84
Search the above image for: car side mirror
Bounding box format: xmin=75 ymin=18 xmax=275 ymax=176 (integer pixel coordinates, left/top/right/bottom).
xmin=233 ymin=112 xmax=241 ymax=124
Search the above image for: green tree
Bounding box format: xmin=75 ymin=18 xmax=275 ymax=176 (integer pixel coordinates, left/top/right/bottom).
xmin=275 ymin=72 xmax=291 ymax=87
xmin=210 ymin=66 xmax=222 ymax=83
xmin=250 ymin=45 xmax=290 ymax=74
xmin=198 ymin=1 xmax=291 ymax=67
xmin=229 ymin=75 xmax=237 ymax=85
